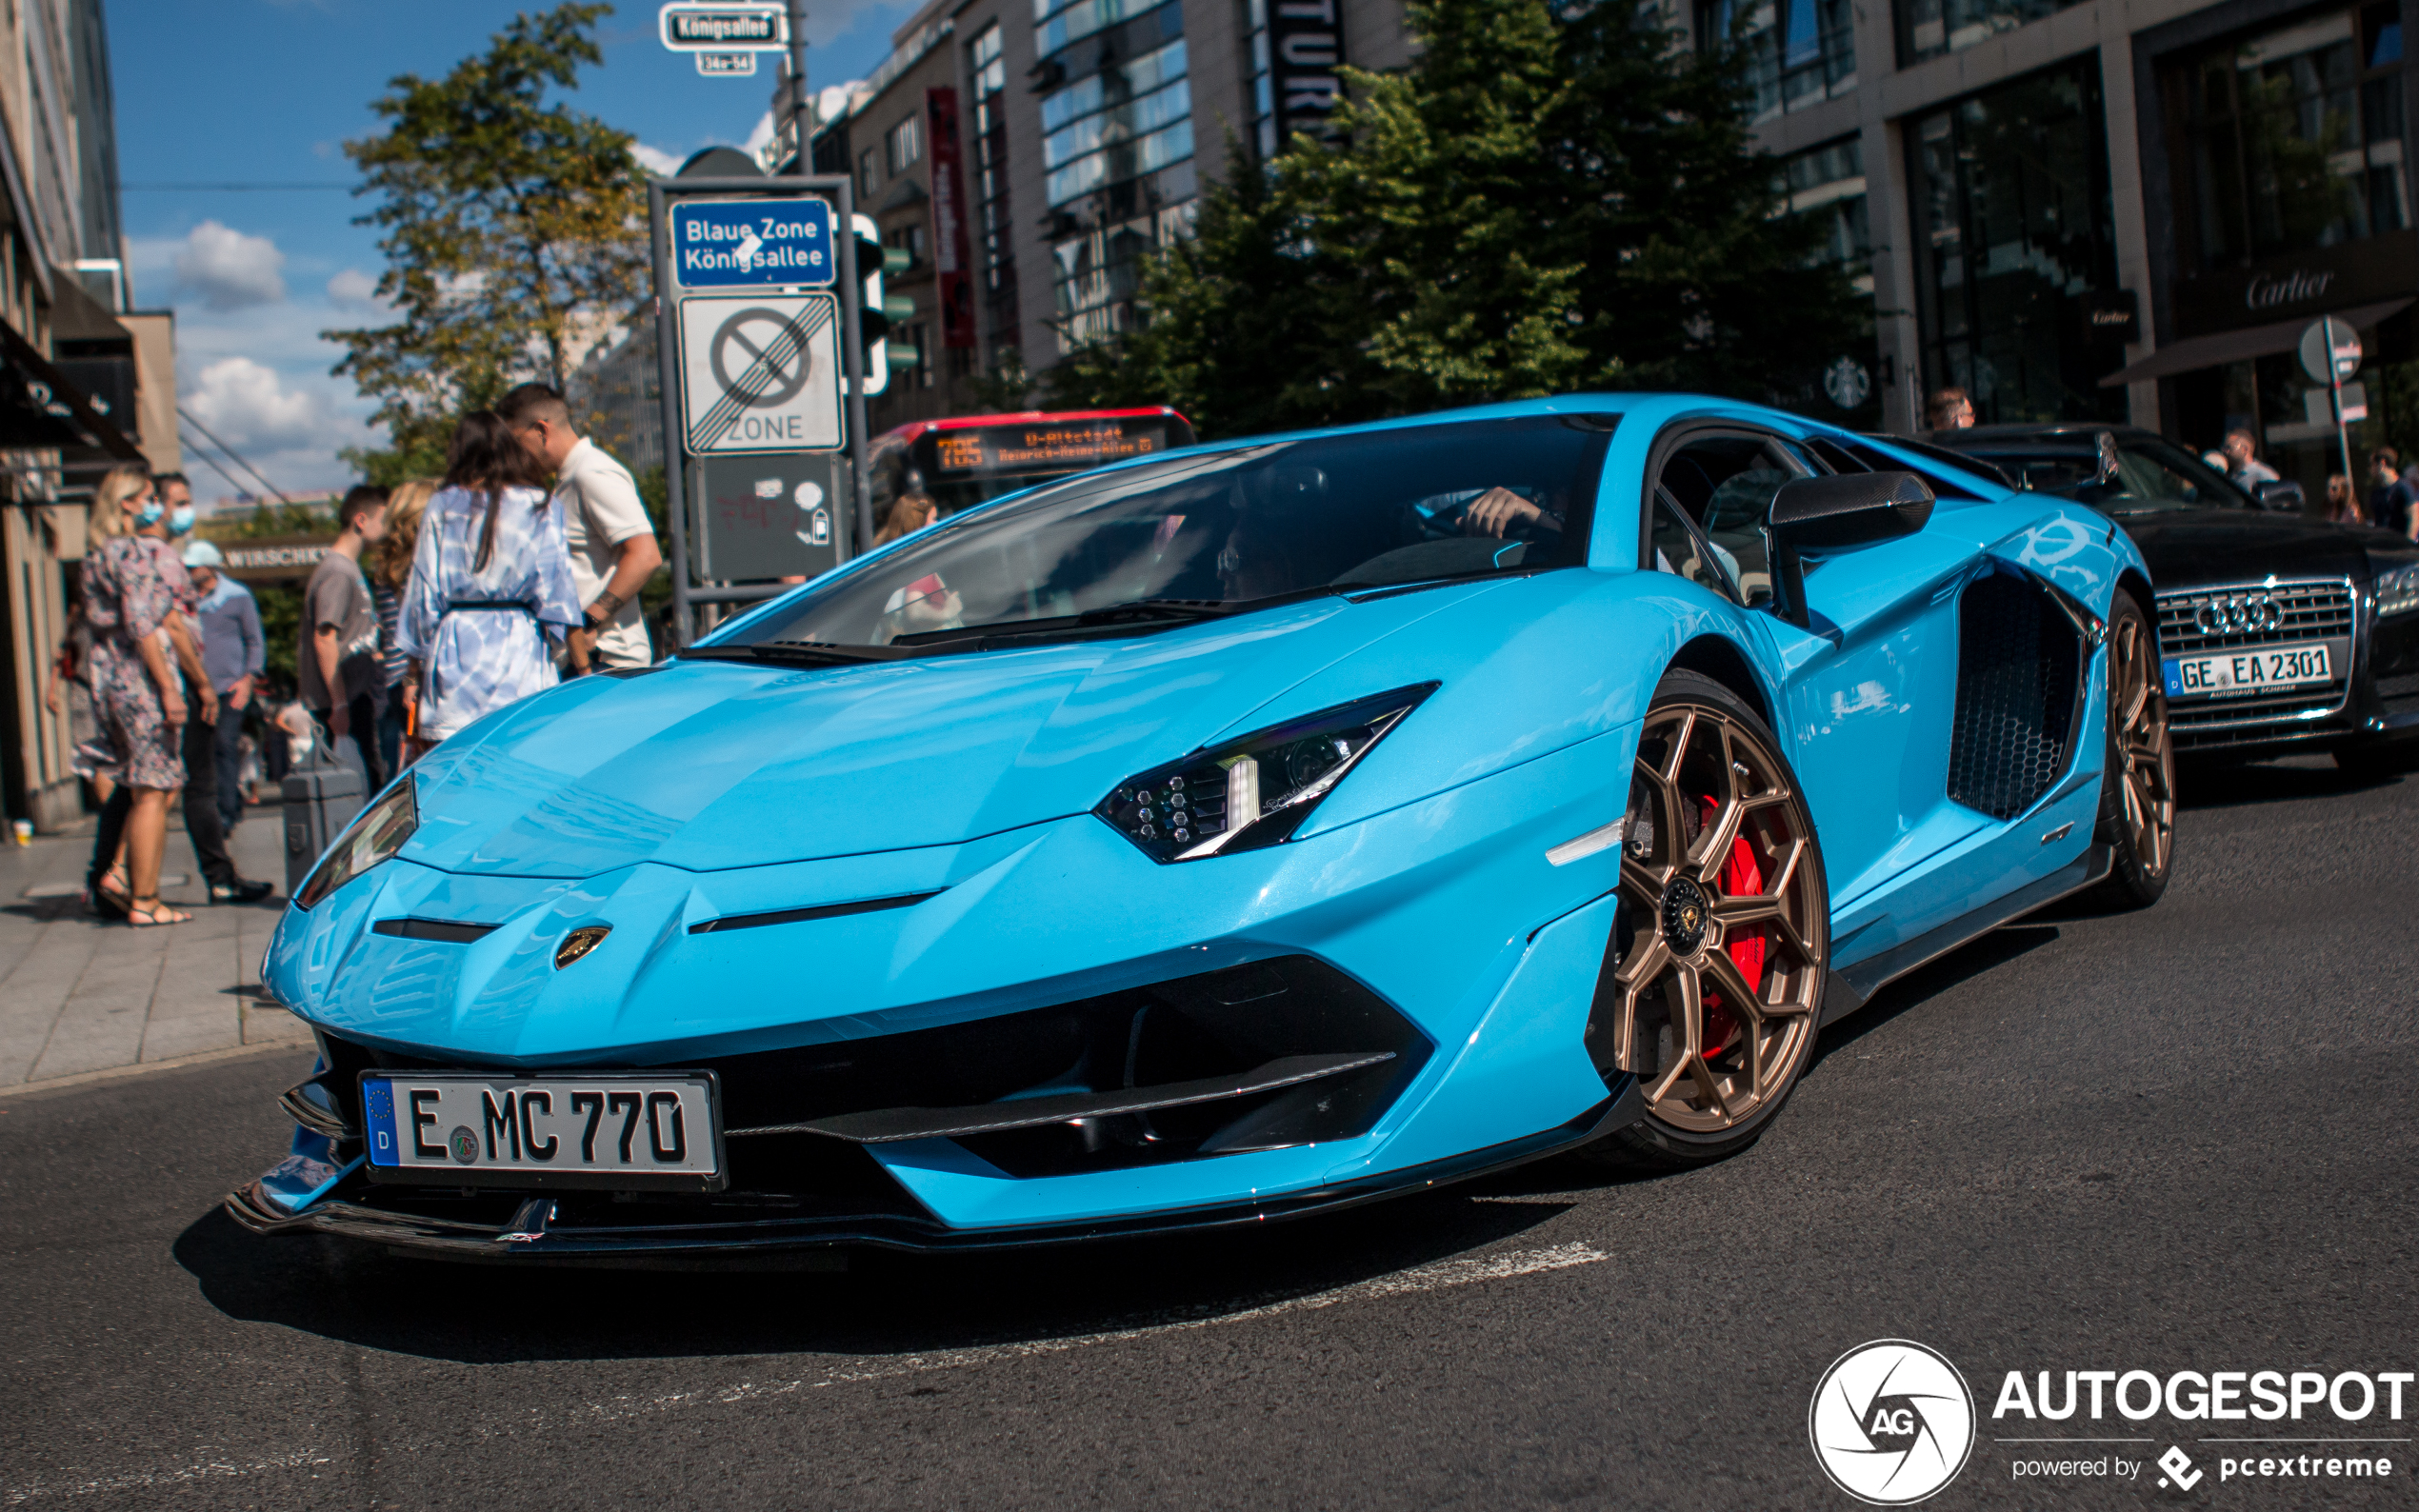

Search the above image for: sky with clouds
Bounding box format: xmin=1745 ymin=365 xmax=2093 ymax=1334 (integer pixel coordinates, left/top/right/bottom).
xmin=110 ymin=0 xmax=917 ymax=500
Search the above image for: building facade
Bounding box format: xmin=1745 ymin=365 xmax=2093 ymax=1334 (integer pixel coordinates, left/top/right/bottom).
xmin=1732 ymin=0 xmax=2415 ymax=487
xmin=795 ymin=0 xmax=1412 ymax=434
xmin=784 ymin=0 xmax=2410 ymax=490
xmin=0 ymin=0 xmax=159 ymax=834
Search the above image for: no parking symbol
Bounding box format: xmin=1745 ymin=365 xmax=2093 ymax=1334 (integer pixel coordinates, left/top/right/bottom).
xmin=676 ymin=291 xmax=843 ymax=454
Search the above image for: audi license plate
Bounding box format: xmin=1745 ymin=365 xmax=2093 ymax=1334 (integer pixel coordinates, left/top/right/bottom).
xmin=2163 ymin=641 xmax=2331 ymax=701
xmin=361 ymin=1072 xmax=725 ymax=1191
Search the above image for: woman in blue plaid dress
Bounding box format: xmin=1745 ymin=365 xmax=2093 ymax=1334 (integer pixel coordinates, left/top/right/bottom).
xmin=397 ymin=413 xmax=581 ymax=746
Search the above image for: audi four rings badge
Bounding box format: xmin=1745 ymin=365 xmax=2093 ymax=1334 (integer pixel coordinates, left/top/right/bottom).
xmin=2193 ymin=592 xmax=2285 ymax=634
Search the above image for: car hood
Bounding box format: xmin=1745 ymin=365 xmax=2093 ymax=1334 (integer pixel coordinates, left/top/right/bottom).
xmin=2109 ymin=508 xmax=2374 ymax=592
xmin=399 ymin=587 xmax=1496 ymax=879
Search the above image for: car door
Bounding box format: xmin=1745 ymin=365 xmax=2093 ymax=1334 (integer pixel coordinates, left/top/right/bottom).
xmin=1647 ymin=425 xmax=1980 ymax=948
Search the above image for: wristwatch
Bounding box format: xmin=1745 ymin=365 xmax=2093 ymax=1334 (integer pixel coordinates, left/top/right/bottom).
xmin=585 ymin=589 xmax=625 ymax=628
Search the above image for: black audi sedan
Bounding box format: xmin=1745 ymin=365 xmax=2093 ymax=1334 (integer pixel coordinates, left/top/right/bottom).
xmin=1929 ymin=424 xmax=2419 ymax=775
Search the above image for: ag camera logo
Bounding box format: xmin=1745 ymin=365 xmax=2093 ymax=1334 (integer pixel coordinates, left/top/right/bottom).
xmin=1810 ymin=1340 xmax=1977 ymax=1503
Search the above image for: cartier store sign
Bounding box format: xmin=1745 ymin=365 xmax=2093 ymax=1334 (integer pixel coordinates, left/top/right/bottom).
xmin=2172 ymin=230 xmax=2418 ymax=335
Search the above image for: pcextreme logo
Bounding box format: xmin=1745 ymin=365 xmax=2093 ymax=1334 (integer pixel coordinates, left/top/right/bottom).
xmin=1809 ymin=1340 xmax=1978 ymax=1504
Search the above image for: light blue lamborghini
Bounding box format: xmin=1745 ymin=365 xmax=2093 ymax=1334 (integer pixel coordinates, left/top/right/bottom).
xmin=229 ymin=396 xmax=2175 ymax=1260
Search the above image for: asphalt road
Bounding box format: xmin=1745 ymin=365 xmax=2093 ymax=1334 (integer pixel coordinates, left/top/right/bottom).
xmin=5 ymin=757 xmax=2414 ymax=1511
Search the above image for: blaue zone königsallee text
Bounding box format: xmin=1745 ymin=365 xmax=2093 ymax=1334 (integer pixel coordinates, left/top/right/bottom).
xmin=670 ymin=198 xmax=835 ymax=288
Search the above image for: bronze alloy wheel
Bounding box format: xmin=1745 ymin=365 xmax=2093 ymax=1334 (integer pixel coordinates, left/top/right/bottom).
xmin=1597 ymin=672 xmax=1829 ymax=1164
xmin=2093 ymin=595 xmax=2176 ymax=908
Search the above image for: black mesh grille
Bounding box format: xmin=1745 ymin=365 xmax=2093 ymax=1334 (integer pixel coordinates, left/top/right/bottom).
xmin=1948 ymin=572 xmax=2082 ymax=819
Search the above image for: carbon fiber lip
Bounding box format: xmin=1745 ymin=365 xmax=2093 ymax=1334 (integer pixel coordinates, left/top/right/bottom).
xmin=223 ymin=1082 xmax=1646 ymax=1261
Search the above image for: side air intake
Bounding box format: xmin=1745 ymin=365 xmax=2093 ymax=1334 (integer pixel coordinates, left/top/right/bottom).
xmin=1947 ymin=570 xmax=2083 ymax=820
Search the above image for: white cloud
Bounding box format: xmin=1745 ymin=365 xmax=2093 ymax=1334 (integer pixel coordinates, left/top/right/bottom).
xmin=325 ymin=268 xmax=380 ymax=308
xmin=173 ymin=220 xmax=288 ymax=310
xmin=184 ymin=356 xmax=328 ymax=451
xmin=817 ymin=85 xmax=862 ymax=125
xmin=744 ymin=109 xmax=777 ymax=155
xmin=631 ymin=141 xmax=684 ymax=176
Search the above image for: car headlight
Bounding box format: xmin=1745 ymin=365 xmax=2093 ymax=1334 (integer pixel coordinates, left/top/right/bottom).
xmin=294 ymin=778 xmax=418 ymax=909
xmin=2373 ymin=560 xmax=2419 ymax=619
xmin=1096 ymin=684 xmax=1436 ymax=863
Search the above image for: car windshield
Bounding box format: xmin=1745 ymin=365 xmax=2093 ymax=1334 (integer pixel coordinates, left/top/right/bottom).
xmin=1964 ymin=434 xmax=2253 ymax=514
xmin=710 ymin=414 xmax=1613 ymax=651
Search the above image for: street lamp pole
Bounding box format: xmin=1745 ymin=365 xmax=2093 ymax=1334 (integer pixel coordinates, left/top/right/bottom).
xmin=786 ymin=0 xmax=811 ymax=171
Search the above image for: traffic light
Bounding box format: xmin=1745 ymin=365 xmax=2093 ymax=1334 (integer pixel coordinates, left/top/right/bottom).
xmin=850 ymin=214 xmax=916 ymax=396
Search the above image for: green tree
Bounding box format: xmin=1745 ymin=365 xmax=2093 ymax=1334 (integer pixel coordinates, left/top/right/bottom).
xmin=327 ymin=3 xmax=648 ymax=480
xmin=1051 ymin=0 xmax=1865 ymax=437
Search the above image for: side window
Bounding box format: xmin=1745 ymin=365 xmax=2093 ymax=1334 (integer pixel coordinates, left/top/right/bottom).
xmin=1650 ymin=490 xmax=1739 ymax=601
xmin=1654 ymin=435 xmax=1803 ymax=609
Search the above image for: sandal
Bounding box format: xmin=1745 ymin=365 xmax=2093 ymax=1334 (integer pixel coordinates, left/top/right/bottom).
xmin=95 ymin=865 xmax=131 ymax=911
xmin=127 ymin=898 xmax=191 ymax=927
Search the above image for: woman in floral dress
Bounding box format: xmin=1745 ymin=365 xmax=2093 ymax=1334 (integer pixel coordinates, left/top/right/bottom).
xmin=77 ymin=467 xmax=210 ymax=925
xmin=398 ymin=412 xmax=580 ymax=745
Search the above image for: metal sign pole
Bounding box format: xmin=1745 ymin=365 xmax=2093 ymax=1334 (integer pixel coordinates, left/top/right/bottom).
xmin=785 ymin=0 xmax=812 ymax=165
xmin=2329 ymin=317 xmax=2355 ymax=496
xmin=647 ymin=180 xmax=697 ymax=648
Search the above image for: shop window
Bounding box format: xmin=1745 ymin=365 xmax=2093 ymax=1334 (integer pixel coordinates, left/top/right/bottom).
xmin=2169 ymin=2 xmax=2409 ymax=273
xmin=1778 ymin=135 xmax=1882 ymax=426
xmin=1908 ymin=59 xmax=2127 ymax=425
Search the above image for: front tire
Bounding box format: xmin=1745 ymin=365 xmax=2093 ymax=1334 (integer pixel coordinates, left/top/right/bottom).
xmin=1584 ymin=669 xmax=1830 ymax=1172
xmin=2090 ymin=593 xmax=2175 ymax=909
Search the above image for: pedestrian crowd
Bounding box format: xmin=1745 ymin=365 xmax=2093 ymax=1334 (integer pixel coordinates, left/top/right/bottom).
xmin=50 ymin=385 xmax=657 ymax=926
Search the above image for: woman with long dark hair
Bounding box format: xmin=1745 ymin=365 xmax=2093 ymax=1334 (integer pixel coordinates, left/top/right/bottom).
xmin=396 ymin=412 xmax=580 ymax=746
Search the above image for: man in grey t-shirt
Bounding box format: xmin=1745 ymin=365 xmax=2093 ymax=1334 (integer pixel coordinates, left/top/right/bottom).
xmin=300 ymin=485 xmax=390 ymax=788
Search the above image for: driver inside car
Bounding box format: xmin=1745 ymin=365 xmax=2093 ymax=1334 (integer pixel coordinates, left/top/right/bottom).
xmin=1456 ymin=486 xmax=1565 ymax=539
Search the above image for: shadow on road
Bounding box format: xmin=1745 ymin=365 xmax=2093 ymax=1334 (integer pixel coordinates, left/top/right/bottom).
xmin=1808 ymin=924 xmax=2061 ymax=1067
xmin=2174 ymin=758 xmax=2399 ymax=812
xmin=172 ymin=1181 xmax=1580 ymax=1367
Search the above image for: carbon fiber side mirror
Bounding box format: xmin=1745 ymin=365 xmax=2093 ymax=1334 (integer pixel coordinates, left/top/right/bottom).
xmin=1769 ymin=471 xmax=1935 ymax=627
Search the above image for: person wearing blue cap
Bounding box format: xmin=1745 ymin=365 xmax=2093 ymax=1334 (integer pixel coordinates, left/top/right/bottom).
xmin=181 ymin=529 xmax=272 ymax=903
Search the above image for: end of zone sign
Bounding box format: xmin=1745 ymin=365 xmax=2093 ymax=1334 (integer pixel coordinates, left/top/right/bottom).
xmin=672 ymin=197 xmax=834 ymax=288
xmin=677 ymin=293 xmax=844 ymax=453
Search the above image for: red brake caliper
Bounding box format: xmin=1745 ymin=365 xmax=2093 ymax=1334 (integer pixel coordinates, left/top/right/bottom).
xmin=1697 ymin=796 xmax=1767 ymax=1059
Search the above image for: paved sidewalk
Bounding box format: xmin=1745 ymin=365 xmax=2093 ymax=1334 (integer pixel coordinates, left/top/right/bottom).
xmin=0 ymin=802 xmax=310 ymax=1087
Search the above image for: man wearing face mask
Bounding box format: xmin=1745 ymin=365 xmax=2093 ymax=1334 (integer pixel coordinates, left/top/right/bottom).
xmin=162 ymin=477 xmax=271 ymax=903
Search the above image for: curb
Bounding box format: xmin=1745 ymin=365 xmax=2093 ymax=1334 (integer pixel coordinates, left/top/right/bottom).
xmin=2 ymin=1040 xmax=312 ymax=1103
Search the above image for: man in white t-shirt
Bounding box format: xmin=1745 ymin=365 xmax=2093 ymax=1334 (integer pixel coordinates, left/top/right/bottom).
xmin=498 ymin=382 xmax=664 ymax=670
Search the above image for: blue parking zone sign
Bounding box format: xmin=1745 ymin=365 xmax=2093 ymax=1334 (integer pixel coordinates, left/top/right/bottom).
xmin=670 ymin=197 xmax=835 ymax=288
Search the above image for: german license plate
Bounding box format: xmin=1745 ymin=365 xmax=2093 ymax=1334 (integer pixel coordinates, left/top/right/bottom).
xmin=360 ymin=1073 xmax=725 ymax=1191
xmin=2163 ymin=641 xmax=2331 ymax=700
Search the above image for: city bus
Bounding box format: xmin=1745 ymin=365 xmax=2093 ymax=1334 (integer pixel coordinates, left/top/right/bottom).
xmin=867 ymin=407 xmax=1196 ymax=527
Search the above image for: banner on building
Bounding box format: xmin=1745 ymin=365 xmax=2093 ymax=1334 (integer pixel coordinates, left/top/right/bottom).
xmin=928 ymin=88 xmax=977 ymax=349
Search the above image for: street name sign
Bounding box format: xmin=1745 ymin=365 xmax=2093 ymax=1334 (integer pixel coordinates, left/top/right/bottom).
xmin=696 ymin=51 xmax=757 ymax=75
xmin=659 ymin=3 xmax=787 ymax=50
xmin=677 ymin=292 xmax=844 ymax=454
xmin=670 ymin=197 xmax=834 ymax=288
